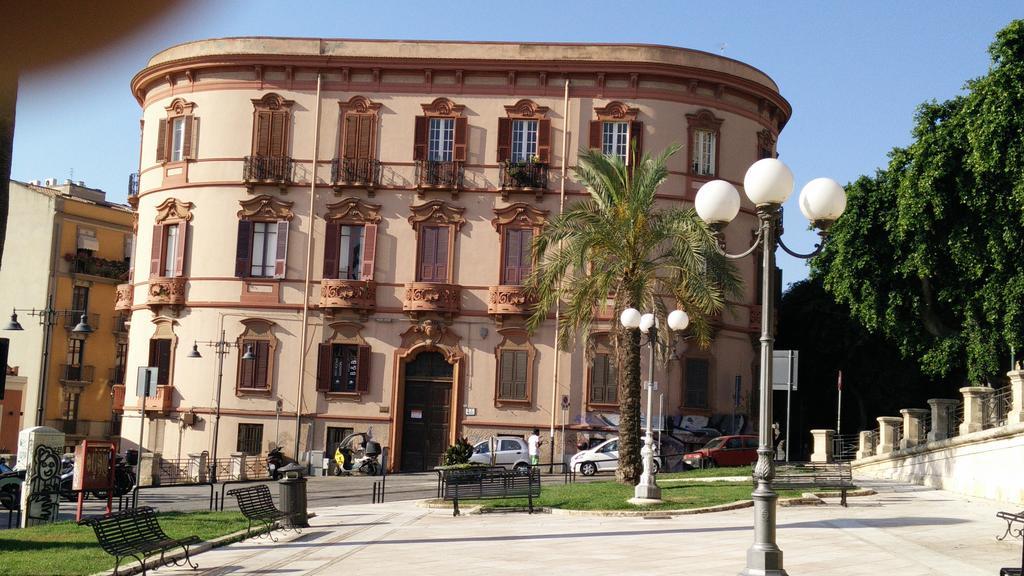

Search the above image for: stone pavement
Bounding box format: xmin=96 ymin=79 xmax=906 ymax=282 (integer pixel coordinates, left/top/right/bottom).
xmin=158 ymin=479 xmax=1021 ymax=575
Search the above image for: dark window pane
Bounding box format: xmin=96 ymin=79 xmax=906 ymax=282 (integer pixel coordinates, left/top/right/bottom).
xmin=684 ymin=359 xmax=710 ymax=409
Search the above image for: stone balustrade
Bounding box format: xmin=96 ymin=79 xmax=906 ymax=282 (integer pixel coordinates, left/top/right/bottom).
xmin=320 ymin=279 xmax=376 ymax=313
xmin=403 ymin=282 xmax=461 ymax=316
xmin=856 ymin=430 xmax=876 ymax=460
xmin=487 ymin=285 xmax=536 ymax=316
xmin=876 ymin=416 xmax=902 ymax=455
xmin=810 ymin=429 xmax=834 ymax=463
xmin=899 ymin=408 xmax=929 ymax=450
xmin=927 ymin=398 xmax=959 ymax=442
xmin=959 ymin=386 xmax=994 ymax=435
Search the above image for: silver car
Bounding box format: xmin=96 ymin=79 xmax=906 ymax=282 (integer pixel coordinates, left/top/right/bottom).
xmin=469 ymin=436 xmax=531 ymax=472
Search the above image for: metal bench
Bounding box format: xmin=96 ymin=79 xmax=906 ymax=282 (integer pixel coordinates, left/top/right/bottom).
xmin=78 ymin=506 xmax=200 ymax=576
xmin=767 ymin=462 xmax=854 ymax=507
xmin=997 ymin=510 xmax=1024 ymax=575
xmin=441 ymin=466 xmax=541 ymax=516
xmin=227 ymin=484 xmax=295 ymax=540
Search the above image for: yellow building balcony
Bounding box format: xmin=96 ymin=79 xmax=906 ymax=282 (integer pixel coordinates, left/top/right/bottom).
xmin=487 ymin=285 xmax=536 ymax=317
xmin=403 ymin=282 xmax=461 ymax=317
xmin=320 ymin=279 xmax=376 ymax=313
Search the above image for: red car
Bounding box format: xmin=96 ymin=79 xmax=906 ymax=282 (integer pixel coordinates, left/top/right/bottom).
xmin=683 ymin=435 xmax=759 ymax=469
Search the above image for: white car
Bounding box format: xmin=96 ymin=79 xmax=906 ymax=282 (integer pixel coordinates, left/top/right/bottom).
xmin=570 ymin=437 xmax=663 ymax=476
xmin=469 ymin=436 xmax=531 ymax=472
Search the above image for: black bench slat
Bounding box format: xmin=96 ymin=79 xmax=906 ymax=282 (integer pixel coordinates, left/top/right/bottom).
xmin=79 ymin=506 xmax=200 ymax=576
xmin=763 ymin=462 xmax=854 ymax=507
xmin=440 ymin=467 xmax=541 ymax=516
xmin=227 ymin=484 xmax=294 ymax=540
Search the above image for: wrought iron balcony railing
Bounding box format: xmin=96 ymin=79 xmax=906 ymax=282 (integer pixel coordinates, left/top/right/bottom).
xmin=109 ymin=366 xmax=127 ymax=385
xmin=415 ymin=160 xmax=464 ymax=191
xmin=331 ymin=158 xmax=381 ymax=188
xmin=243 ymin=155 xmax=293 ymax=185
xmin=499 ymin=161 xmax=548 ymax=191
xmin=60 ymin=364 xmax=95 ymax=383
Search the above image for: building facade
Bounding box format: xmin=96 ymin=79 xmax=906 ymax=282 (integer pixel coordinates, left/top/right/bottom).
xmin=1 ymin=180 xmax=133 ymax=452
xmin=122 ymin=38 xmax=790 ymax=472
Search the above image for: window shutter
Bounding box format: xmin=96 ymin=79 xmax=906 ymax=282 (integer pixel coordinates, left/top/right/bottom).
xmin=254 ymin=111 xmax=272 ymax=156
xmin=356 ymin=115 xmax=373 ymax=160
xmin=518 ymin=228 xmax=534 ymax=283
xmin=434 ymin=226 xmax=449 ymax=282
xmin=537 ymin=119 xmax=551 ymax=163
xmin=155 ymin=120 xmax=167 ymax=162
xmin=270 ymin=111 xmax=288 ymax=157
xmin=150 ymin=224 xmax=164 ymax=277
xmin=360 ymin=223 xmax=377 ymax=281
xmin=356 ymin=345 xmax=371 ymax=393
xmin=496 ymin=118 xmax=511 ymax=163
xmin=316 ymin=343 xmax=331 ymax=392
xmin=453 ymin=117 xmax=468 ymax=162
xmin=629 ymin=121 xmax=644 ymax=165
xmin=173 ymin=222 xmax=187 ymax=277
xmin=590 ymin=356 xmax=605 ymax=403
xmin=234 ymin=221 xmax=253 ymax=278
xmin=239 ymin=340 xmax=254 ymax=388
xmin=419 ymin=226 xmax=436 ymax=282
xmin=187 ymin=116 xmax=199 ymax=159
xmin=255 ymin=341 xmax=270 ymax=389
xmin=182 ymin=116 xmax=194 ymax=159
xmin=499 ymin=350 xmax=515 ymax=399
xmin=274 ymin=220 xmax=289 ymax=278
xmin=514 ymin=350 xmax=529 ymax=400
xmin=413 ymin=116 xmax=427 ymax=160
xmin=323 ymin=222 xmax=339 ymax=280
xmin=342 ymin=115 xmax=358 ymax=159
xmin=153 ymin=340 xmax=171 ymax=385
xmin=503 ymin=228 xmax=521 ymax=285
xmin=589 ymin=120 xmax=603 ymax=150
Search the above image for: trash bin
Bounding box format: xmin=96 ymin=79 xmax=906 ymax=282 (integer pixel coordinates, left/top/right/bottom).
xmin=277 ymin=463 xmax=308 ymax=527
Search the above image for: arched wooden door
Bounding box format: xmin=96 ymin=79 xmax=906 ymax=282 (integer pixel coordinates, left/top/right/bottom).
xmin=399 ymin=351 xmax=453 ymax=472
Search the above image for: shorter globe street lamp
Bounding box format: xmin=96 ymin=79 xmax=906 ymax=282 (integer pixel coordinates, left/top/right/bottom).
xmin=620 ymin=307 xmax=690 ymax=503
xmin=695 ymin=158 xmax=846 ymax=576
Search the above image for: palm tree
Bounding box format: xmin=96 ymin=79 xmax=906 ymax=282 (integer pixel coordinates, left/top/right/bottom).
xmin=526 ymin=145 xmax=741 ymax=484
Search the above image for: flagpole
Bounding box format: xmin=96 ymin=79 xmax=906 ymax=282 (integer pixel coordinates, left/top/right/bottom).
xmin=836 ymin=370 xmax=843 ymax=436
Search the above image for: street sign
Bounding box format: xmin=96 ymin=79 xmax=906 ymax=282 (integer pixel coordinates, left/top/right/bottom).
xmin=136 ymin=367 xmax=158 ymax=397
xmin=772 ymin=350 xmax=798 ymax=391
xmin=560 ymin=395 xmax=570 ymax=411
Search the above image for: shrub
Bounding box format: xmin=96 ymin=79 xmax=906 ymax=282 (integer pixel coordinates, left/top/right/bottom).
xmin=442 ymin=437 xmax=474 ymax=466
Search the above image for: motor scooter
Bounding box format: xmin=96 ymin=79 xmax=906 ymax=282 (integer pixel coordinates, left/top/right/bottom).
xmin=333 ymin=430 xmax=381 ymax=476
xmin=267 ymin=447 xmax=285 ymax=480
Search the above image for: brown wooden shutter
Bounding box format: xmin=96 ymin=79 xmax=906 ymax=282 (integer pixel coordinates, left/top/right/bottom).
xmin=629 ymin=120 xmax=644 ymax=165
xmin=356 ymin=115 xmax=372 ymax=160
xmin=155 ymin=120 xmax=167 ymax=162
xmin=239 ymin=340 xmax=254 ymax=388
xmin=173 ymin=222 xmax=187 ymax=277
xmin=413 ymin=116 xmax=428 ymax=160
xmin=499 ymin=350 xmax=514 ymax=399
xmin=256 ymin=341 xmax=270 ymax=389
xmin=519 ymin=228 xmax=534 ymax=283
xmin=323 ymin=222 xmax=339 ymax=280
xmin=360 ymin=223 xmax=377 ymax=281
xmin=356 ymin=345 xmax=371 ymax=393
xmin=254 ymin=111 xmax=272 ymax=156
xmin=434 ymin=226 xmax=449 ymax=282
xmin=182 ymin=116 xmax=194 ymax=159
xmin=503 ymin=228 xmax=521 ymax=285
xmin=589 ymin=120 xmax=603 ymax=150
xmin=419 ymin=226 xmax=436 ymax=282
xmin=234 ymin=221 xmax=253 ymax=278
xmin=453 ymin=117 xmax=468 ymax=162
xmin=270 ymin=111 xmax=288 ymax=157
xmin=590 ymin=355 xmax=604 ymax=403
xmin=150 ymin=224 xmax=164 ymax=277
xmin=537 ymin=119 xmax=552 ymax=163
xmin=342 ymin=114 xmax=357 ymax=159
xmin=274 ymin=220 xmax=289 ymax=278
xmin=496 ymin=118 xmax=512 ymax=163
xmin=514 ymin=350 xmax=529 ymax=400
xmin=316 ymin=343 xmax=331 ymax=392
xmin=150 ymin=339 xmax=171 ymax=386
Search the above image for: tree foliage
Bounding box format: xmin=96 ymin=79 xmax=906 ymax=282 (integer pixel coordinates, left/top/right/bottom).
xmin=815 ymin=20 xmax=1024 ymax=384
xmin=526 ymin=146 xmax=741 ymax=483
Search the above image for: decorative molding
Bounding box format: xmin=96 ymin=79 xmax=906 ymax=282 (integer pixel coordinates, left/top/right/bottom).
xmin=115 ymin=283 xmax=134 ymax=311
xmin=398 ymin=319 xmax=464 ymax=364
xmin=491 ymin=202 xmax=548 ymax=230
xmin=251 ymin=92 xmax=294 ymax=111
xmin=147 ymin=277 xmax=187 ymax=308
xmin=686 ymin=109 xmax=724 ymax=131
xmin=594 ymin=100 xmax=639 ymax=121
xmin=403 ymin=282 xmax=461 ymax=317
xmin=153 ymin=198 xmax=194 ymax=224
xmin=420 ymin=97 xmax=465 ymax=117
xmin=325 ymin=321 xmax=367 ymax=345
xmin=503 ymin=99 xmax=549 ymax=118
xmin=237 ymin=194 xmax=295 ymax=221
xmin=164 ymin=97 xmax=196 ymax=116
xmin=338 ymin=95 xmax=381 ymax=114
xmin=408 ymin=200 xmax=465 ymax=230
xmin=320 ymin=279 xmax=376 ymax=314
xmin=487 ymin=285 xmax=537 ymax=317
xmin=325 ymin=197 xmax=381 ymax=223
xmin=757 ymin=129 xmax=777 ymax=159
xmin=493 ymin=327 xmax=536 ymax=405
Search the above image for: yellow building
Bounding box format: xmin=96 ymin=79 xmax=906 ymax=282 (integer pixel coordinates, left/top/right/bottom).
xmin=1 ymin=180 xmax=133 ymax=451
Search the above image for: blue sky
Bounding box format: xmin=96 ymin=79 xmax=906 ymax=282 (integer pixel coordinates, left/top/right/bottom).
xmin=11 ymin=1 xmax=1023 ymax=285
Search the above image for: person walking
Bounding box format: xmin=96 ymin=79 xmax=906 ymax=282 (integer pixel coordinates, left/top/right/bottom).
xmin=528 ymin=429 xmax=543 ymax=466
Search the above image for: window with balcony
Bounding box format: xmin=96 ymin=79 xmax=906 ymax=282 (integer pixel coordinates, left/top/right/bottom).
xmin=156 ymin=98 xmax=197 ymax=164
xmin=66 ymin=338 xmax=85 ymax=381
xmin=497 ymin=100 xmax=552 ymax=194
xmin=234 ymin=195 xmax=295 ymax=279
xmin=72 ymin=286 xmax=89 ymax=315
xmin=684 ymin=358 xmax=710 ymax=409
xmin=64 ymin=391 xmax=80 ymax=422
xmin=413 ymin=98 xmax=467 ymax=190
xmin=246 ymin=93 xmax=294 ymax=184
xmin=236 ymin=423 xmax=263 ymax=455
xmin=149 ymin=198 xmax=193 ymax=279
xmin=317 ymin=322 xmax=371 ymax=395
xmin=335 ymin=96 xmax=382 ymax=187
xmin=428 ymin=118 xmax=455 ymax=161
xmin=589 ymin=101 xmax=642 ymax=166
xmin=511 ymin=120 xmax=538 ymax=162
xmin=502 ymin=228 xmax=533 ymax=285
xmin=113 ymin=341 xmax=128 ymax=385
xmin=236 ymin=319 xmax=277 ymax=394
xmin=323 ymin=197 xmax=381 ymax=285
xmin=418 ymin=225 xmax=450 ymax=283
xmin=687 ymin=110 xmax=724 ymax=178
xmin=494 ymin=329 xmax=534 ymax=404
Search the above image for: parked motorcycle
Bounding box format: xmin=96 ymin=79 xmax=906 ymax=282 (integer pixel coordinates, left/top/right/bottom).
xmin=333 ymin=430 xmax=381 ymax=476
xmin=267 ymin=447 xmax=285 ymax=480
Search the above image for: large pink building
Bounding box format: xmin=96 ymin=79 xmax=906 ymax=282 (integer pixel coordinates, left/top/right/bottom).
xmin=118 ymin=38 xmax=790 ymax=473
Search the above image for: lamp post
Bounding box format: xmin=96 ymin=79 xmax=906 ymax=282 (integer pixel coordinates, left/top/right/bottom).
xmin=620 ymin=307 xmax=690 ymax=503
xmin=695 ymin=158 xmax=846 ymax=575
xmin=4 ymin=295 xmax=95 ymax=426
xmin=187 ymin=331 xmax=254 ymax=483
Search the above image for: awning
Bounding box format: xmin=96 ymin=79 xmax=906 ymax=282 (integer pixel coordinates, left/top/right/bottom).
xmin=77 ymin=229 xmax=99 ymax=251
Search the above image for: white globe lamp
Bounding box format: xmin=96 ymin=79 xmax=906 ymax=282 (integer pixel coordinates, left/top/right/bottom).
xmin=667 ymin=309 xmax=690 ymax=331
xmin=695 ymin=180 xmax=741 ymax=225
xmin=639 ymin=313 xmax=656 ymax=334
xmin=743 ymin=158 xmax=794 ymax=206
xmin=798 ymin=177 xmax=847 ymax=227
xmin=620 ymin=308 xmax=642 ymax=329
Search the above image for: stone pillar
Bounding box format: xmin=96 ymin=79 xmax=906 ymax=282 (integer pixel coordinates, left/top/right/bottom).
xmin=1008 ymin=368 xmax=1024 ymax=425
xmin=231 ymin=452 xmax=246 ymax=481
xmin=16 ymin=426 xmax=66 ymax=528
xmin=187 ymin=452 xmax=208 ymax=483
xmin=927 ymin=399 xmax=959 ymax=442
xmin=138 ymin=452 xmax=160 ymax=487
xmin=899 ymin=408 xmax=929 ymax=449
xmin=809 ymin=429 xmax=835 ymax=463
xmin=876 ymin=416 xmax=901 ymax=455
xmin=959 ymin=386 xmax=994 ymax=435
xmin=856 ymin=430 xmax=876 ymax=460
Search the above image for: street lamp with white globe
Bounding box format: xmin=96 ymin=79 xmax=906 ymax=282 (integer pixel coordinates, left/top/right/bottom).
xmin=620 ymin=306 xmax=690 ymax=504
xmin=694 ymin=158 xmax=846 ymax=576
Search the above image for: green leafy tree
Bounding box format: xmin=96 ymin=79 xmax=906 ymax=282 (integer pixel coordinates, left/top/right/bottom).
xmin=816 ymin=20 xmax=1024 ymax=385
xmin=526 ymin=146 xmax=740 ymax=484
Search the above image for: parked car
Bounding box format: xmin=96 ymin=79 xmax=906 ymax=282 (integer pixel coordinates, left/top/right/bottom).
xmin=569 ymin=437 xmax=663 ymax=476
xmin=0 ymin=459 xmax=22 ymax=511
xmin=469 ymin=436 xmax=531 ymax=472
xmin=683 ymin=435 xmax=759 ymax=469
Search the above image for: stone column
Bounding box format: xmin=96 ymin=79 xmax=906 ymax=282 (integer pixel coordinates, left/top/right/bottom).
xmin=16 ymin=426 xmax=66 ymax=528
xmin=959 ymin=386 xmax=994 ymax=435
xmin=231 ymin=453 xmax=247 ymax=481
xmin=187 ymin=452 xmax=208 ymax=483
xmin=809 ymin=429 xmax=835 ymax=463
xmin=856 ymin=430 xmax=876 ymax=460
xmin=876 ymin=416 xmax=902 ymax=455
xmin=927 ymin=399 xmax=960 ymax=442
xmin=1007 ymin=368 xmax=1024 ymax=425
xmin=899 ymin=408 xmax=929 ymax=449
xmin=138 ymin=452 xmax=160 ymax=487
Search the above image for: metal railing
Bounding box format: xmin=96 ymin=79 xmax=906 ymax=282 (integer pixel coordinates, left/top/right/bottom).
xmin=243 ymin=457 xmax=269 ymax=480
xmin=499 ymin=161 xmax=548 ymax=190
xmin=950 ymin=402 xmax=965 ymax=438
xmin=108 ymin=366 xmax=126 ymax=385
xmin=59 ymin=364 xmax=95 ymax=383
xmin=157 ymin=458 xmax=197 ymax=486
xmin=415 ymin=160 xmax=464 ymax=189
xmin=128 ymin=172 xmax=139 ymax=199
xmin=331 ymin=158 xmax=381 ymax=186
xmin=243 ymin=155 xmax=293 ymax=184
xmin=112 ymin=313 xmax=130 ymax=334
xmin=832 ymin=433 xmax=859 ymax=461
xmin=986 ymin=386 xmax=1014 ymax=428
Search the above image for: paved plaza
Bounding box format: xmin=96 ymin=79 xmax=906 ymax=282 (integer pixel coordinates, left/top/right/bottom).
xmin=153 ymin=479 xmax=1020 ymax=575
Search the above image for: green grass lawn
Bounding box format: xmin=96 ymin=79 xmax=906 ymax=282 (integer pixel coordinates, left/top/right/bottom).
xmin=468 ymin=479 xmax=805 ymax=512
xmin=0 ymin=511 xmax=248 ymax=576
xmin=660 ymin=464 xmax=753 ymax=480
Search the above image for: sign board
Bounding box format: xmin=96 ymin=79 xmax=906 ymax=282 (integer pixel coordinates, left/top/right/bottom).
xmin=136 ymin=367 xmax=158 ymax=397
xmin=410 ymin=409 xmax=423 ymax=420
xmin=772 ymin=350 xmax=798 ymax=391
xmin=560 ymin=395 xmax=570 ymax=411
xmin=72 ymin=441 xmax=114 ymax=491
xmin=464 ymin=407 xmax=476 ymax=417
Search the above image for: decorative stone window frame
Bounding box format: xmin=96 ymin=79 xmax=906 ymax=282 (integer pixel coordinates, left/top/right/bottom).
xmin=324 ymin=197 xmax=382 ymax=281
xmin=149 ymin=316 xmax=178 ymax=388
xmin=150 ymin=198 xmax=193 ymax=279
xmin=589 ymin=101 xmax=643 ymax=165
xmin=681 ymin=352 xmax=715 ymax=415
xmin=235 ymin=318 xmax=277 ymax=396
xmin=497 ymin=99 xmax=552 ymax=164
xmin=250 ymin=93 xmax=295 ymax=157
xmin=234 ymin=195 xmax=294 ymax=281
xmin=585 ymin=332 xmax=619 ymax=411
xmin=409 ymin=200 xmax=465 ymax=284
xmin=686 ymin=109 xmax=724 ymax=178
xmin=757 ymin=129 xmax=777 ymax=160
xmin=493 ymin=328 xmax=536 ymax=406
xmin=491 ymin=203 xmax=547 ymax=286
xmin=336 ymin=96 xmax=382 ymax=186
xmin=316 ymin=321 xmax=371 ymax=399
xmin=413 ymin=97 xmax=468 ymax=162
xmin=156 ymin=98 xmax=198 ymax=185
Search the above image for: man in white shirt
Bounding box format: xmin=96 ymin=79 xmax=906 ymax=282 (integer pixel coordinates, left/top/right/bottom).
xmin=527 ymin=428 xmax=543 ymax=466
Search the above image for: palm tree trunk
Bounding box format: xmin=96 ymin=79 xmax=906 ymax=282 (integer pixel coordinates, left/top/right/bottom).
xmin=616 ymin=326 xmax=642 ymax=484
